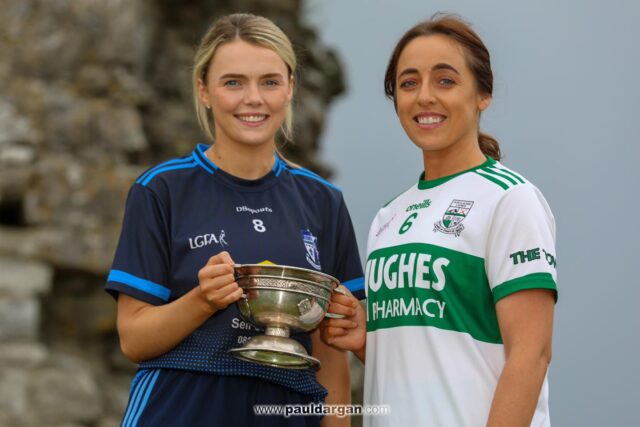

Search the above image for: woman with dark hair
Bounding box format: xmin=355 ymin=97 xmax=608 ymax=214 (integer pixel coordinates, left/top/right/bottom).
xmin=322 ymin=14 xmax=557 ymax=426
xmin=106 ymin=13 xmax=363 ymax=427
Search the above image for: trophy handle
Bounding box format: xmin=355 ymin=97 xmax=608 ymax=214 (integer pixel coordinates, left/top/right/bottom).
xmin=324 ymin=284 xmax=347 ymax=319
xmin=334 ymin=286 xmax=348 ymax=296
xmin=238 ymin=295 xmax=251 ymax=319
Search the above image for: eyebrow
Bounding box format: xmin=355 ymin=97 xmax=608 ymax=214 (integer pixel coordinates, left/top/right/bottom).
xmin=433 ymin=63 xmax=460 ymax=74
xmin=397 ymin=63 xmax=460 ymax=78
xmin=218 ymin=72 xmax=287 ymax=80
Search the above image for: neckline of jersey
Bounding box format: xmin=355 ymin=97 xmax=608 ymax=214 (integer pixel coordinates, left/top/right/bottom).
xmin=417 ymin=156 xmax=496 ymax=189
xmin=192 ymin=143 xmax=285 ymax=192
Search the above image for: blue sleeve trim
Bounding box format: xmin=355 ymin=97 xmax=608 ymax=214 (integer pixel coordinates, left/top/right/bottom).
xmin=342 ymin=277 xmax=364 ymax=292
xmin=141 ymin=162 xmax=197 ymax=186
xmin=107 ymin=270 xmax=171 ymax=302
xmin=290 ymin=169 xmax=341 ymax=191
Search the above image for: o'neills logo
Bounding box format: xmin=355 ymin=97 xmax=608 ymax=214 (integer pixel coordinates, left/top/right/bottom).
xmin=188 ymin=230 xmax=227 ymax=249
xmin=405 ymin=199 xmax=432 ymax=212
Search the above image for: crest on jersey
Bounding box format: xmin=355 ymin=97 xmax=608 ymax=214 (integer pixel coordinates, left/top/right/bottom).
xmin=302 ymin=229 xmax=322 ymax=270
xmin=434 ymin=200 xmax=474 ymax=237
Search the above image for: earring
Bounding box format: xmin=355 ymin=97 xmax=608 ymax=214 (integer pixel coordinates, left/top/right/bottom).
xmin=206 ymin=105 xmax=211 ymax=109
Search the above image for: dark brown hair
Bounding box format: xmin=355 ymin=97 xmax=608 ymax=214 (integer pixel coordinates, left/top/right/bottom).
xmin=384 ymin=14 xmax=501 ymax=160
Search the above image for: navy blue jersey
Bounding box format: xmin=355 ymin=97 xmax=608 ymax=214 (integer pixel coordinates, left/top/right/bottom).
xmin=106 ymin=144 xmax=364 ymax=403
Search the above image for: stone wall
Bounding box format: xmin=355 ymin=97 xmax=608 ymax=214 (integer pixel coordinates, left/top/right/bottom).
xmin=0 ymin=1 xmax=351 ymax=425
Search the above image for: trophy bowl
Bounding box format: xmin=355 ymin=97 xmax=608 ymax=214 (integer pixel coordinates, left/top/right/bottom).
xmin=228 ymin=264 xmax=341 ymax=370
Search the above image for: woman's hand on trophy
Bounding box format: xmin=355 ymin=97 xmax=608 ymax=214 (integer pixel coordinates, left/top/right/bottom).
xmin=197 ymin=251 xmax=243 ymax=313
xmin=320 ymin=288 xmax=366 ymax=360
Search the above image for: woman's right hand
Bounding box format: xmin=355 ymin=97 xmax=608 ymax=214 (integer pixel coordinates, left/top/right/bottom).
xmin=117 ymin=251 xmax=243 ymax=363
xmin=320 ymin=287 xmax=366 ymax=360
xmin=196 ymin=251 xmax=243 ymax=312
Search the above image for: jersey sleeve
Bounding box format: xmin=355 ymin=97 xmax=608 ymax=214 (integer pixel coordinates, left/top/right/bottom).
xmin=105 ymin=183 xmax=172 ymax=305
xmin=332 ymin=195 xmax=365 ymax=300
xmin=486 ymin=185 xmax=558 ymax=303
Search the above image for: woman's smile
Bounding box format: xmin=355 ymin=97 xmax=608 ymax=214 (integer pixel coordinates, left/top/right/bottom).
xmin=413 ymin=112 xmax=447 ymax=129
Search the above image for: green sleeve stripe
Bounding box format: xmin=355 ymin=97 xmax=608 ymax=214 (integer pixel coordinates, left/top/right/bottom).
xmin=484 ymin=167 xmax=519 ymax=185
xmin=492 ymin=272 xmax=558 ymax=304
xmin=474 ymin=170 xmax=509 ymax=190
xmin=496 ymin=167 xmax=526 ymax=184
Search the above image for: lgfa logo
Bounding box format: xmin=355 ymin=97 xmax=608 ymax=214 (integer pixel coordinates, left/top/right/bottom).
xmin=188 ymin=230 xmax=228 ymax=250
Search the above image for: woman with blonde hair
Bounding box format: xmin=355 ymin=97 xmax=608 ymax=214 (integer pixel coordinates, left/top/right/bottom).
xmin=106 ymin=13 xmax=364 ymax=426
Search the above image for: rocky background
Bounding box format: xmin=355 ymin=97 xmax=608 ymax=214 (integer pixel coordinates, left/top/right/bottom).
xmin=0 ymin=1 xmax=362 ymax=425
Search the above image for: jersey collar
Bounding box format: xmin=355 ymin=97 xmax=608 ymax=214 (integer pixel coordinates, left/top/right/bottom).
xmin=418 ymin=156 xmax=496 ymax=189
xmin=192 ymin=144 xmax=287 ymax=191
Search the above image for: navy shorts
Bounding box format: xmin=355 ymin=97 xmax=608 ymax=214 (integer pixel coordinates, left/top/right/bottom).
xmin=120 ymin=369 xmax=323 ymax=427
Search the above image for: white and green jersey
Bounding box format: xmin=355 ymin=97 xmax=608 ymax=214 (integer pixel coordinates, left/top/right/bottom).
xmin=363 ymin=157 xmax=557 ymax=427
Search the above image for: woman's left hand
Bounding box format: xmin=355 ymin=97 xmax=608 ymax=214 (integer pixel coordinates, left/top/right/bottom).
xmin=320 ymin=288 xmax=366 ymax=358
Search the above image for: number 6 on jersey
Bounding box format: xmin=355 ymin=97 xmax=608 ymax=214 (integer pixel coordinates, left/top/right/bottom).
xmin=399 ymin=213 xmax=418 ymax=235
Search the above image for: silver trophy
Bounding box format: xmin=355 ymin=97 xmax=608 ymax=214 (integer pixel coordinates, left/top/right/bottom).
xmin=228 ymin=264 xmax=342 ymax=370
